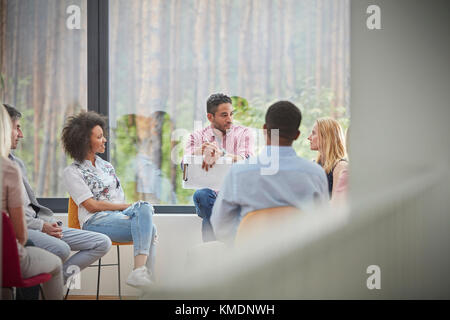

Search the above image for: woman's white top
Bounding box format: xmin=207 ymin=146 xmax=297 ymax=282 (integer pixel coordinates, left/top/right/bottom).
xmin=63 ymin=155 xmax=125 ymax=228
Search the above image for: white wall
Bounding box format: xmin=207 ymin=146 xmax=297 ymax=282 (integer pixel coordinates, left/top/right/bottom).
xmin=350 ymin=0 xmax=450 ymax=199
xmin=59 ymin=213 xmax=202 ymax=297
xmin=139 ymin=0 xmax=450 ymax=299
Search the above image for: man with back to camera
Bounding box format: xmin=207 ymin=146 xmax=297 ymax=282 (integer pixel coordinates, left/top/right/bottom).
xmin=184 ymin=93 xmax=254 ymax=242
xmin=3 ymin=104 xmax=112 ymax=285
xmin=211 ymin=101 xmax=329 ymax=243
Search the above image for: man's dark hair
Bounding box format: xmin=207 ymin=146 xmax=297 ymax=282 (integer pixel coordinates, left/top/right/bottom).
xmin=61 ymin=111 xmax=107 ymax=162
xmin=206 ymin=93 xmax=232 ymax=114
xmin=265 ymin=101 xmax=302 ymax=140
xmin=3 ymin=104 xmax=22 ymax=121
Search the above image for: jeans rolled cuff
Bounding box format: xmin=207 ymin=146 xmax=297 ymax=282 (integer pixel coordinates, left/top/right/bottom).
xmin=135 ymin=249 xmax=151 ymax=257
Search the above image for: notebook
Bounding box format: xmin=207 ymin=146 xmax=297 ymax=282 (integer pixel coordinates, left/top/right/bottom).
xmin=182 ymin=155 xmax=234 ymax=190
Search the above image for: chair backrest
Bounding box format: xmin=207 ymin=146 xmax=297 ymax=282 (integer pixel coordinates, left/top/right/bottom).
xmin=2 ymin=212 xmax=24 ymax=287
xmin=68 ymin=197 xmax=81 ymax=229
xmin=234 ymin=206 xmax=302 ymax=245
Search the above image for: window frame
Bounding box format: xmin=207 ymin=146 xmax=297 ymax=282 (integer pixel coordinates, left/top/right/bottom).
xmin=36 ymin=0 xmax=195 ymax=214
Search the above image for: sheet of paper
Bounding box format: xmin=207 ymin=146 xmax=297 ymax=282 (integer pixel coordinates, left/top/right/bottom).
xmin=182 ymin=155 xmax=233 ymax=190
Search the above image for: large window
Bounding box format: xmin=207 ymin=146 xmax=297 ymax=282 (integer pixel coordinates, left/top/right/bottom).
xmin=109 ymin=0 xmax=350 ymax=205
xmin=0 ymin=0 xmax=88 ymax=197
xmin=1 ymin=0 xmax=350 ymax=209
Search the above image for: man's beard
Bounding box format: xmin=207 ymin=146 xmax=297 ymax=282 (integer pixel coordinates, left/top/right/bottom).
xmin=213 ymin=123 xmax=231 ymax=133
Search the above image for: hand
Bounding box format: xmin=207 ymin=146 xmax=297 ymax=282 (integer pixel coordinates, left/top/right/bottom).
xmin=193 ymin=142 xmax=216 ymax=156
xmin=42 ymin=222 xmax=63 ymax=239
xmin=202 ymin=144 xmax=221 ymax=171
xmin=122 ymin=203 xmax=132 ymax=210
xmin=119 ymin=203 xmax=133 ymax=213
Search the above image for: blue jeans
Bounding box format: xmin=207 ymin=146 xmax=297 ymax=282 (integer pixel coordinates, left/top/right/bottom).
xmin=193 ymin=188 xmax=217 ymax=242
xmin=82 ymin=201 xmax=157 ymax=275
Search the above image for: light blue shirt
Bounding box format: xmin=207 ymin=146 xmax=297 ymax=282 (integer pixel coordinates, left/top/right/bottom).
xmin=211 ymin=146 xmax=329 ymax=242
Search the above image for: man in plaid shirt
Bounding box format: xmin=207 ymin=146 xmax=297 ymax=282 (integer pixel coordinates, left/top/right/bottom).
xmin=184 ymin=93 xmax=254 ymax=242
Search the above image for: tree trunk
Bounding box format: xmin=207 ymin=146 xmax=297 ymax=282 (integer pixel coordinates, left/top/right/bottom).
xmin=265 ymin=0 xmax=273 ymax=94
xmin=330 ymin=0 xmax=338 ymax=117
xmin=238 ymin=0 xmax=252 ymax=98
xmin=284 ymin=0 xmax=295 ymax=93
xmin=208 ymin=0 xmax=217 ymax=93
xmin=315 ymin=0 xmax=322 ymax=91
xmin=11 ymin=1 xmax=20 ymax=105
xmin=0 ymin=0 xmax=7 ymax=100
xmin=136 ymin=0 xmax=151 ymax=116
xmin=218 ymin=0 xmax=231 ymax=92
xmin=37 ymin=4 xmax=56 ymax=195
xmin=251 ymin=0 xmax=260 ymax=97
xmin=193 ymin=0 xmax=209 ymax=120
xmin=168 ymin=0 xmax=182 ymax=195
xmin=32 ymin=0 xmax=43 ymax=176
xmin=337 ymin=0 xmax=350 ymax=114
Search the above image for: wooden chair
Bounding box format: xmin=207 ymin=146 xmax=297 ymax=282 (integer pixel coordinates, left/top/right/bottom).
xmin=65 ymin=198 xmax=132 ymax=300
xmin=2 ymin=212 xmax=52 ymax=300
xmin=234 ymin=206 xmax=302 ymax=245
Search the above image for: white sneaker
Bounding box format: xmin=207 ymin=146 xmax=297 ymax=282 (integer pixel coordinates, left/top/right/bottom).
xmin=126 ymin=266 xmax=153 ymax=288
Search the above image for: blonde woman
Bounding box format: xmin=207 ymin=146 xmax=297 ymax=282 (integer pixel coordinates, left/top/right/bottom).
xmin=308 ymin=118 xmax=349 ymax=200
xmin=1 ymin=105 xmax=63 ymax=299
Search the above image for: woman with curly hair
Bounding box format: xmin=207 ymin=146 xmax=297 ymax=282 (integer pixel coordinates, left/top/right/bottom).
xmin=61 ymin=111 xmax=157 ymax=288
xmin=307 ymin=117 xmax=349 ymax=202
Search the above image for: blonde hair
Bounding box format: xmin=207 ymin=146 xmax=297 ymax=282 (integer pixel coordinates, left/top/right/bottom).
xmin=315 ymin=117 xmax=347 ymax=174
xmin=0 ymin=105 xmax=12 ymax=157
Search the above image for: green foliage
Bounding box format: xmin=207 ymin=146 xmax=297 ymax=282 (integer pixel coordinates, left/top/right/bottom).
xmin=112 ymin=114 xmax=138 ymax=202
xmin=0 ymin=73 xmax=5 ymax=100
xmin=232 ymin=96 xmax=265 ymax=129
xmin=112 ymin=112 xmax=195 ymax=204
xmin=231 ymin=80 xmax=350 ymax=162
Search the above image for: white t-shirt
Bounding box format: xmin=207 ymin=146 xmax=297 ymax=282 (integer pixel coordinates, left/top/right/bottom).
xmin=63 ymin=156 xmax=125 ymax=228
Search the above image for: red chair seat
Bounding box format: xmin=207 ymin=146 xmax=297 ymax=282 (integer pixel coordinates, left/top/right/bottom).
xmin=2 ymin=212 xmax=52 ymax=291
xmin=4 ymin=273 xmax=52 ymax=288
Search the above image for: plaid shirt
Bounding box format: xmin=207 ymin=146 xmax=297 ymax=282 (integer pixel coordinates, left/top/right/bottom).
xmin=184 ymin=124 xmax=255 ymax=159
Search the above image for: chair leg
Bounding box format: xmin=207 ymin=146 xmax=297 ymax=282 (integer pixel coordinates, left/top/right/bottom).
xmin=96 ymin=258 xmax=101 ymax=300
xmin=117 ymin=245 xmax=122 ymax=300
xmin=39 ymin=285 xmax=46 ymax=300
xmin=2 ymin=287 xmax=15 ymax=300
xmin=64 ymin=287 xmax=70 ymax=300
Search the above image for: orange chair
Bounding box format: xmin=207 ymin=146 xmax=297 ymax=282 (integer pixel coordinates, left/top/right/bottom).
xmin=65 ymin=198 xmax=132 ymax=300
xmin=234 ymin=206 xmax=302 ymax=245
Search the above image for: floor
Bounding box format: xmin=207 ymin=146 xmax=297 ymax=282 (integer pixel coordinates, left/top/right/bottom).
xmin=66 ymin=295 xmax=138 ymax=300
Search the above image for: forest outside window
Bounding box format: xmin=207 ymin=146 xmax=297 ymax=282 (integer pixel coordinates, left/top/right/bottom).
xmin=1 ymin=0 xmax=350 ymax=208
xmin=0 ymin=0 xmax=88 ymax=198
xmin=108 ymin=0 xmax=350 ymax=205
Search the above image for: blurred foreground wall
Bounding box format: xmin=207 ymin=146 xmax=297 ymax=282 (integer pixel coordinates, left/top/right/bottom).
xmin=141 ymin=0 xmax=450 ymax=299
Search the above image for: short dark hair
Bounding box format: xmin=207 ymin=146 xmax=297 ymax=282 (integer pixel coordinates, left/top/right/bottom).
xmin=206 ymin=93 xmax=232 ymax=114
xmin=265 ymin=101 xmax=302 ymax=140
xmin=3 ymin=104 xmax=22 ymax=121
xmin=61 ymin=111 xmax=107 ymax=162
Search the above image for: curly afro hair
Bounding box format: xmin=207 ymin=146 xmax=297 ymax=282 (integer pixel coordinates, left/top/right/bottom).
xmin=61 ymin=111 xmax=107 ymax=162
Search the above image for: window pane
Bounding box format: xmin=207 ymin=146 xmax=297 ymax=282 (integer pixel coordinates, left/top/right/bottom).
xmin=109 ymin=0 xmax=350 ymax=205
xmin=0 ymin=0 xmax=88 ymax=197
